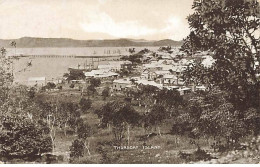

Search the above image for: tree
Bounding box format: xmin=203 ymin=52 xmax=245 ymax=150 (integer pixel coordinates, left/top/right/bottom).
xmin=0 ymin=47 xmax=7 ymax=57
xmin=57 ymin=85 xmax=62 ymax=90
xmin=155 ymin=89 xmax=183 ymax=117
xmin=172 ymin=89 xmax=250 ymax=150
xmin=79 ymin=98 xmax=92 ymax=113
xmin=101 ymin=87 xmax=110 ymax=100
xmin=0 ymin=47 xmax=53 ymax=160
xmin=10 ymin=41 xmax=16 ymax=56
xmin=113 ymin=104 xmax=140 ymax=145
xmin=137 ymin=85 xmax=159 ymax=109
xmin=209 ymin=103 xmax=247 ymax=146
xmin=181 ymin=0 xmax=260 ymax=144
xmin=70 ymin=139 xmax=85 ymax=159
xmin=128 ymin=54 xmax=143 ymax=64
xmin=59 ymin=102 xmax=81 ymax=135
xmin=119 ymin=69 xmax=130 ymax=77
xmin=145 ymin=105 xmax=167 ymax=136
xmin=28 ymin=87 xmax=36 ymax=99
xmin=34 ymin=99 xmax=81 ymax=148
xmin=69 ymin=83 xmax=75 ymax=88
xmin=94 ymin=102 xmax=117 ymax=130
xmin=244 ymin=107 xmax=260 ymax=136
xmin=10 ymin=41 xmax=16 ymax=75
xmin=45 ymin=106 xmax=57 ymax=153
xmin=46 ymin=82 xmax=56 ymax=90
xmin=129 ymin=48 xmax=135 ymax=54
xmin=182 ymin=0 xmax=260 ymax=111
xmin=87 ymin=78 xmax=101 ymax=97
xmin=0 ymin=47 xmax=53 ymax=161
xmin=87 ymin=84 xmax=96 ymax=97
xmin=0 ymin=102 xmax=52 ymax=159
xmin=89 ymin=78 xmax=101 ymax=87
xmin=0 ymin=64 xmax=13 ymax=104
xmin=130 ymin=78 xmax=136 ymax=85
xmin=96 ymin=101 xmax=141 ymax=145
xmin=64 ymin=70 xmax=85 ymax=82
xmin=77 ymin=122 xmax=94 ymax=156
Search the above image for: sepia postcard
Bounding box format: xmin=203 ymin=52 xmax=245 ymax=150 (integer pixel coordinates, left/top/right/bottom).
xmin=0 ymin=0 xmax=259 ymax=165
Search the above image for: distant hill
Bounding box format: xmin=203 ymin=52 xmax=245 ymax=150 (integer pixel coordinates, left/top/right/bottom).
xmin=0 ymin=37 xmax=183 ymax=48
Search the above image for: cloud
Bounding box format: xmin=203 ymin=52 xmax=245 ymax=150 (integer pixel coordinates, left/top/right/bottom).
xmin=98 ymin=0 xmax=107 ymax=4
xmin=80 ymin=12 xmax=157 ymax=38
xmin=161 ymin=16 xmax=182 ymax=33
xmin=0 ymin=0 xmax=193 ymax=40
xmin=158 ymin=16 xmax=190 ymax=40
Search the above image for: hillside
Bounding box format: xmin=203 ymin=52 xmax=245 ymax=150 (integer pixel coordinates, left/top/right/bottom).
xmin=0 ymin=37 xmax=183 ymax=48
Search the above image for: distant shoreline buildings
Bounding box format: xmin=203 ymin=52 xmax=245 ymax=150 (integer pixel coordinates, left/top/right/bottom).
xmin=8 ymin=45 xmax=217 ymax=97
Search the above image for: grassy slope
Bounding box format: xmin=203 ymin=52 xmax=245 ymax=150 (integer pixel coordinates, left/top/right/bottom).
xmin=39 ymin=84 xmax=259 ymax=164
xmin=41 ymin=85 xmax=214 ymax=164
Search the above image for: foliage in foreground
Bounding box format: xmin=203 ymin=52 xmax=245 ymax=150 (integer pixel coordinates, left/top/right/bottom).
xmin=179 ymin=0 xmax=260 ymax=151
xmin=0 ymin=113 xmax=52 ymax=159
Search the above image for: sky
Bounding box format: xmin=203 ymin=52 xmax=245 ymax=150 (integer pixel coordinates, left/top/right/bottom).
xmin=0 ymin=0 xmax=194 ymax=41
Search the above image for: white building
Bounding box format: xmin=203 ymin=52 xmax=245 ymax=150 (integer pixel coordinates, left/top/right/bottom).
xmin=178 ymin=87 xmax=191 ymax=95
xmin=196 ymin=85 xmax=207 ymax=91
xmin=84 ymin=69 xmax=118 ymax=79
xmin=28 ymin=77 xmax=46 ymax=86
xmin=112 ymin=78 xmax=132 ymax=91
xmin=98 ymin=61 xmax=132 ymax=72
xmin=136 ymin=79 xmax=163 ymax=89
xmin=163 ymin=75 xmax=177 ymax=85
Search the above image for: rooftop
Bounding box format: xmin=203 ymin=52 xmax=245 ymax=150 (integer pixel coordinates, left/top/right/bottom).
xmin=113 ymin=78 xmax=131 ymax=84
xmin=136 ymin=79 xmax=163 ymax=89
xmin=28 ymin=77 xmax=46 ymax=81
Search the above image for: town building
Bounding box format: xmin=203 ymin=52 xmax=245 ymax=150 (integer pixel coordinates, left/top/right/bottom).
xmin=84 ymin=69 xmax=118 ymax=80
xmin=178 ymin=87 xmax=191 ymax=95
xmin=28 ymin=77 xmax=46 ymax=86
xmin=112 ymin=78 xmax=132 ymax=91
xmin=97 ymin=61 xmax=132 ymax=72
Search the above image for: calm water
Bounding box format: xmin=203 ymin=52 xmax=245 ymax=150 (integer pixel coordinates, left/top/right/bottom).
xmin=7 ymin=47 xmax=159 ymax=84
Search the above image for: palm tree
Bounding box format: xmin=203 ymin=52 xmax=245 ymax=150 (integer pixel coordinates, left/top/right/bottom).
xmin=10 ymin=41 xmax=16 ymax=56
xmin=130 ymin=78 xmax=136 ymax=85
xmin=10 ymin=41 xmax=17 ymax=76
xmin=0 ymin=47 xmax=7 ymax=57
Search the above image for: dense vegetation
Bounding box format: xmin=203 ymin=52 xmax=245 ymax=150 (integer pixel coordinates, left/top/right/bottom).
xmin=182 ymin=0 xmax=260 ymax=141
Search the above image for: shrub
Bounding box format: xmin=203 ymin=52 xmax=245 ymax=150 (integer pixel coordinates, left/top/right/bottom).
xmin=69 ymin=84 xmax=75 ymax=88
xmin=102 ymin=87 xmax=110 ymax=100
xmin=46 ymin=82 xmax=56 ymax=90
xmin=178 ymin=148 xmax=213 ymax=162
xmin=79 ymin=98 xmax=92 ymax=113
xmin=70 ymin=139 xmax=85 ymax=159
xmin=0 ymin=114 xmax=52 ymax=160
